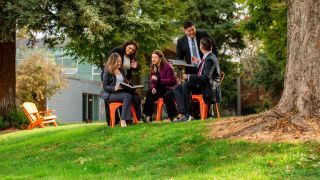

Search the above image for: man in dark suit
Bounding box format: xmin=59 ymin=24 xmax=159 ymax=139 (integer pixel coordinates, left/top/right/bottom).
xmin=176 ymin=20 xmax=218 ymax=118
xmin=176 ymin=20 xmax=218 ymax=74
xmin=174 ymin=37 xmax=221 ymax=122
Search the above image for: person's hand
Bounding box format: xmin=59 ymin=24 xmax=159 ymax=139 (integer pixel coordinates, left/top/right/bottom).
xmin=115 ymin=85 xmax=122 ymax=91
xmin=183 ymin=74 xmax=189 ymax=80
xmin=177 ymin=65 xmax=184 ymax=69
xmin=152 ymin=88 xmax=157 ymax=94
xmin=191 ymin=56 xmax=200 ymax=64
xmin=130 ymin=60 xmax=138 ymax=69
xmin=176 ymin=77 xmax=181 ymax=84
xmin=151 ymin=75 xmax=157 ymax=80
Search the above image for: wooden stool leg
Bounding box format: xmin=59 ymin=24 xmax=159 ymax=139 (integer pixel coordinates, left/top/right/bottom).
xmin=110 ymin=107 xmax=116 ymax=128
xmin=52 ymin=121 xmax=58 ymax=127
xmin=215 ymin=103 xmax=220 ymax=119
xmin=200 ymin=98 xmax=208 ymax=120
xmin=156 ymin=99 xmax=163 ymax=121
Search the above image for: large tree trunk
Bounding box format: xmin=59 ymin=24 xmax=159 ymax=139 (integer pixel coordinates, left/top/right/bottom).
xmin=277 ymin=0 xmax=320 ymax=118
xmin=210 ymin=0 xmax=320 ymax=141
xmin=0 ymin=31 xmax=16 ymax=117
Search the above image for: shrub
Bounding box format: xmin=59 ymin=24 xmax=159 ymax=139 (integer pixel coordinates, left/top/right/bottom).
xmin=9 ymin=109 xmax=29 ymax=129
xmin=16 ymin=49 xmax=67 ymax=103
xmin=0 ymin=116 xmax=10 ymax=130
xmin=0 ymin=109 xmax=29 ymax=130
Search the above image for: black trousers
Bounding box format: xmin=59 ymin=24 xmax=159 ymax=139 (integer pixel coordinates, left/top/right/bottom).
xmin=174 ymin=80 xmax=201 ymax=116
xmin=143 ymin=89 xmax=177 ymax=119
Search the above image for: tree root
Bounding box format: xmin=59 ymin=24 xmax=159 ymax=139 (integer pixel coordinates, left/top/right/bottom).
xmin=209 ymin=109 xmax=320 ymax=142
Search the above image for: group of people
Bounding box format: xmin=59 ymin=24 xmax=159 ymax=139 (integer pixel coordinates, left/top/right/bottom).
xmin=100 ymin=20 xmax=221 ymax=127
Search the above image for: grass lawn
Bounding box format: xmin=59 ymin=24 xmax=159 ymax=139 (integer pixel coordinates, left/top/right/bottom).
xmin=0 ymin=120 xmax=319 ymax=179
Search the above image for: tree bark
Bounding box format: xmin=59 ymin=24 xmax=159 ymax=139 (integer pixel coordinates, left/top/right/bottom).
xmin=0 ymin=31 xmax=16 ymax=117
xmin=277 ymin=0 xmax=320 ymax=118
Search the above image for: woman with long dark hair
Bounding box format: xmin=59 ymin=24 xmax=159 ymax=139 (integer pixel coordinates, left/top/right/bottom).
xmin=143 ymin=50 xmax=178 ymax=122
xmin=108 ymin=40 xmax=139 ymax=83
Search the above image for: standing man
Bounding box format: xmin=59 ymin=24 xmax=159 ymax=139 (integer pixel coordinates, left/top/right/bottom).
xmin=176 ymin=20 xmax=218 ymax=74
xmin=174 ymin=37 xmax=221 ymax=121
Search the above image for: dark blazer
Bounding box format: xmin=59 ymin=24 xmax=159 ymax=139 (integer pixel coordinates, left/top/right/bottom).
xmin=150 ymin=62 xmax=177 ymax=90
xmin=108 ymin=47 xmax=139 ymax=82
xmin=189 ymin=52 xmax=221 ymax=104
xmin=100 ymin=70 xmax=126 ymax=100
xmin=176 ymin=30 xmax=218 ymax=74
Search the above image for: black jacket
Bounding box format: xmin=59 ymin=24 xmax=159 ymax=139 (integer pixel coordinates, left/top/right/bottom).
xmin=189 ymin=52 xmax=221 ymax=104
xmin=176 ymin=30 xmax=218 ymax=74
xmin=100 ymin=70 xmax=126 ymax=100
xmin=108 ymin=47 xmax=139 ymax=82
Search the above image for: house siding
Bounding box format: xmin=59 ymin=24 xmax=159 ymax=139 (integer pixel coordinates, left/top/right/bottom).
xmin=48 ymin=78 xmax=105 ymax=122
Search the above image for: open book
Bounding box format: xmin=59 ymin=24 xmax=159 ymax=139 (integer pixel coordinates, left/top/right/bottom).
xmin=168 ymin=59 xmax=197 ymax=67
xmin=119 ymin=82 xmax=144 ymax=93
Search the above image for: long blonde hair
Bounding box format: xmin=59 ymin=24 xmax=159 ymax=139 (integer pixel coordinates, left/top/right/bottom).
xmin=105 ymin=53 xmax=121 ymax=74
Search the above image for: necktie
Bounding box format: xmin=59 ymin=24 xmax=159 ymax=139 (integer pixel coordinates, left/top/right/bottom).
xmin=197 ymin=59 xmax=205 ymax=76
xmin=191 ymin=38 xmax=199 ymax=59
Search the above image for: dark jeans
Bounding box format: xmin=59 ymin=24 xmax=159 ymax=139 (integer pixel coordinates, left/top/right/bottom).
xmin=143 ymin=89 xmax=177 ymax=119
xmin=174 ymin=80 xmax=201 ymax=116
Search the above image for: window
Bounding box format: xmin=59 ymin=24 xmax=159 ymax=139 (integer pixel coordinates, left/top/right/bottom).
xmin=82 ymin=93 xmax=100 ymax=122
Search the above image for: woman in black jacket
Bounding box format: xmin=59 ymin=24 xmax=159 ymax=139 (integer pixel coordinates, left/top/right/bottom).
xmin=108 ymin=40 xmax=139 ymax=83
xmin=101 ymin=53 xmax=141 ymax=127
xmin=101 ymin=40 xmax=140 ymax=125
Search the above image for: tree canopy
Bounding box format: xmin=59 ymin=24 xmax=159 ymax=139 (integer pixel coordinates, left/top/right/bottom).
xmin=1 ymin=0 xmax=247 ymax=120
xmin=187 ymin=0 xmax=245 ymax=108
xmin=238 ymin=0 xmax=287 ymax=98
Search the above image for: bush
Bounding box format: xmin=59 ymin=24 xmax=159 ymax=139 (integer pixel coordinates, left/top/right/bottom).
xmin=0 ymin=116 xmax=10 ymax=130
xmin=0 ymin=109 xmax=29 ymax=130
xmin=9 ymin=109 xmax=29 ymax=129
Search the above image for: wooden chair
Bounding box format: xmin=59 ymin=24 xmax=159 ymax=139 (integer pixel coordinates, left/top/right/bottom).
xmin=109 ymin=102 xmax=139 ymax=128
xmin=21 ymin=102 xmax=58 ymax=130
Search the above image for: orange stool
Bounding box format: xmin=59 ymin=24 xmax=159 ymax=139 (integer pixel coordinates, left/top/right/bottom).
xmin=192 ymin=95 xmax=208 ymax=120
xmin=192 ymin=95 xmax=221 ymax=120
xmin=109 ymin=102 xmax=139 ymax=128
xmin=192 ymin=72 xmax=224 ymax=120
xmin=155 ymin=98 xmax=164 ymax=121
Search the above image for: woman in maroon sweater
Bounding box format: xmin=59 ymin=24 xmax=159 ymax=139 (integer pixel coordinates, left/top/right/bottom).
xmin=143 ymin=50 xmax=178 ymax=122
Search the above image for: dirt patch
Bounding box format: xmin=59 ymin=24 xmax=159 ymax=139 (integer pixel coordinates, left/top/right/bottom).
xmin=0 ymin=127 xmax=20 ymax=135
xmin=209 ymin=111 xmax=320 ymax=142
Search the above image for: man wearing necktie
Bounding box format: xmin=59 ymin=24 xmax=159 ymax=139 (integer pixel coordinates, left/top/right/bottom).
xmin=176 ymin=20 xmax=218 ymax=74
xmin=174 ymin=37 xmax=221 ymax=122
xmin=176 ymin=20 xmax=218 ymax=119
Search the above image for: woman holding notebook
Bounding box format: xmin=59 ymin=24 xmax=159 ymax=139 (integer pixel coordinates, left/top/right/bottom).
xmin=142 ymin=50 xmax=178 ymax=122
xmin=101 ymin=53 xmax=141 ymax=127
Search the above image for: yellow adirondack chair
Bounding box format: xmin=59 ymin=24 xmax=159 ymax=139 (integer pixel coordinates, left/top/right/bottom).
xmin=21 ymin=102 xmax=58 ymax=130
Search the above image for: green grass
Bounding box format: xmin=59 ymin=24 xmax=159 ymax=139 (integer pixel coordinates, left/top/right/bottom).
xmin=0 ymin=121 xmax=319 ymax=179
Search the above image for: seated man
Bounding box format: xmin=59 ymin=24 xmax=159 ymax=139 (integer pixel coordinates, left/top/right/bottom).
xmin=174 ymin=37 xmax=221 ymax=122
